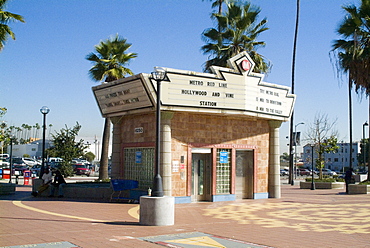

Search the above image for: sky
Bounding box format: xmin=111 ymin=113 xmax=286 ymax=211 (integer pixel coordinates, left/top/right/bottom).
xmin=1 ymin=0 xmax=369 ymax=156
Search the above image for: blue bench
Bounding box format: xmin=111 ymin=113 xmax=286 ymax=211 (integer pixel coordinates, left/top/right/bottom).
xmin=110 ymin=179 xmax=144 ymax=202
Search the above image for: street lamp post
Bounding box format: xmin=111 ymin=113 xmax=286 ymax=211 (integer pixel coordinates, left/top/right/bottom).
xmin=8 ymin=135 xmax=14 ymax=183
xmin=294 ymin=122 xmax=304 ymax=179
xmin=363 ymin=121 xmax=368 ymax=170
xmin=311 ymin=144 xmax=315 ymax=190
xmin=151 ymin=68 xmax=166 ymax=197
xmin=40 ymin=106 xmax=50 ymax=179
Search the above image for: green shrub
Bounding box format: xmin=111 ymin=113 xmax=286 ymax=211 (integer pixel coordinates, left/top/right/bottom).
xmin=58 ymin=163 xmax=74 ymax=178
xmin=359 ymin=180 xmax=370 ymax=185
xmin=305 ymin=178 xmax=336 ymax=183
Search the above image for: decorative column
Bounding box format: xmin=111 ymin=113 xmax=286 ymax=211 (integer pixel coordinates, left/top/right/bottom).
xmin=161 ymin=111 xmax=174 ymax=196
xmin=111 ymin=117 xmax=123 ymax=179
xmin=268 ymin=120 xmax=282 ymax=198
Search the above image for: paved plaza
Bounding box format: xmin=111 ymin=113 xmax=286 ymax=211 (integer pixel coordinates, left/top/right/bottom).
xmin=1 ymin=181 xmax=370 ymax=247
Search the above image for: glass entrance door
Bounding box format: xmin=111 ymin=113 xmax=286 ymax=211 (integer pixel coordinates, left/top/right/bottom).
xmin=191 ymin=153 xmax=211 ymax=202
xmin=235 ymin=150 xmax=254 ymax=199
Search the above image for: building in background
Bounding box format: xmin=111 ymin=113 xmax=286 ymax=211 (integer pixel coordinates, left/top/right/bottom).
xmin=9 ymin=139 xmax=52 ymax=158
xmin=302 ymin=142 xmax=360 ymax=172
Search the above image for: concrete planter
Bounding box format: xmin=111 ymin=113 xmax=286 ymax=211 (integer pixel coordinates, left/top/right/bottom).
xmin=63 ymin=184 xmax=112 ymax=200
xmin=0 ymin=183 xmax=16 ymax=195
xmin=300 ymin=181 xmax=345 ymax=189
xmin=348 ymin=184 xmax=370 ymax=194
xmin=32 ymin=178 xmax=113 ymax=200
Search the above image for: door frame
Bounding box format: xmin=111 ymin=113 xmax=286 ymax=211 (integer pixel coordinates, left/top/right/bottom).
xmin=187 ymin=144 xmax=257 ymax=201
xmin=189 ymin=150 xmax=212 ymax=202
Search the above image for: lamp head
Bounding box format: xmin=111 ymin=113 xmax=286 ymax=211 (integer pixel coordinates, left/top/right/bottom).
xmin=151 ymin=67 xmax=166 ymax=81
xmin=40 ymin=106 xmax=50 ymax=115
xmin=364 ymin=121 xmax=369 ymax=126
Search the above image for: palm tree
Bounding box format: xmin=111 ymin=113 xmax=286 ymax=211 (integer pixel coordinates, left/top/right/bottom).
xmin=201 ymin=1 xmax=270 ymax=73
xmin=331 ymin=0 xmax=370 ymax=176
xmin=0 ymin=0 xmax=25 ymax=51
xmin=86 ymin=34 xmax=137 ymax=180
xmin=203 ymin=0 xmax=235 ymax=15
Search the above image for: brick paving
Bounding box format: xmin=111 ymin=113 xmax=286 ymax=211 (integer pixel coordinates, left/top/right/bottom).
xmin=1 ymin=182 xmax=370 ymax=247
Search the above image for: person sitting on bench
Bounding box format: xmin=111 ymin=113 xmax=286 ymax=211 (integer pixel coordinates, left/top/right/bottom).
xmin=32 ymin=168 xmax=52 ymax=197
xmin=49 ymin=170 xmax=66 ymax=198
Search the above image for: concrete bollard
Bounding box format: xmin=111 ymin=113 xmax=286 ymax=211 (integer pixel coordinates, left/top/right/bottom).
xmin=139 ymin=196 xmax=174 ymax=226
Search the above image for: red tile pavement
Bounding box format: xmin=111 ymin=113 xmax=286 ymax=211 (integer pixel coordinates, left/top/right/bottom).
xmin=1 ymin=182 xmax=370 ymax=247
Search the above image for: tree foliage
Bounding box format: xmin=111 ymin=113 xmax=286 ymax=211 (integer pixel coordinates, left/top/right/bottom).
xmin=331 ymin=0 xmax=370 ymax=96
xmin=0 ymin=122 xmax=45 ymax=153
xmin=358 ymin=138 xmax=369 ymax=169
xmin=0 ymin=0 xmax=25 ymax=51
xmin=84 ymin=151 xmax=95 ymax=162
xmin=305 ymin=113 xmax=340 ymax=179
xmin=201 ymin=1 xmax=270 ymax=73
xmin=86 ymin=34 xmax=137 ymax=82
xmin=47 ymin=123 xmax=88 ymax=177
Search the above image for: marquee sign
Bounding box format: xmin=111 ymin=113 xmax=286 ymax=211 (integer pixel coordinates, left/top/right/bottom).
xmin=92 ymin=52 xmax=295 ymax=121
xmin=152 ymin=52 xmax=295 ymax=120
xmin=92 ymin=74 xmax=155 ymax=117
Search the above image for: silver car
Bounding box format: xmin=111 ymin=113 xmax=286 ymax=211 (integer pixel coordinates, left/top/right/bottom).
xmin=322 ymin=169 xmax=337 ymax=176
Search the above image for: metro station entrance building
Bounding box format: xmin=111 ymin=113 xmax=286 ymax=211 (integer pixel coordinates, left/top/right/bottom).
xmin=93 ymin=52 xmax=295 ymax=203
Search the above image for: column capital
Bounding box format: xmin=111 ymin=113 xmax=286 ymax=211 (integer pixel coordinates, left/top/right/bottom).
xmin=111 ymin=116 xmax=123 ymax=125
xmin=268 ymin=120 xmax=282 ymax=129
xmin=161 ymin=111 xmax=174 ymax=120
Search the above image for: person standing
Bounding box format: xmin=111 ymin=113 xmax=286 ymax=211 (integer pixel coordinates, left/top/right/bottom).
xmin=49 ymin=170 xmax=66 ymax=198
xmin=344 ymin=168 xmax=355 ymax=194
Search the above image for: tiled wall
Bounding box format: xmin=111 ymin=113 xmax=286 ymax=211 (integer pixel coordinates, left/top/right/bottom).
xmin=118 ymin=111 xmax=270 ymax=197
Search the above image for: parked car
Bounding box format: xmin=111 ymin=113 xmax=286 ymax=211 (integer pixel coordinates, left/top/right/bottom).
xmin=13 ymin=165 xmax=29 ymax=176
xmin=73 ymin=163 xmax=91 ymax=176
xmin=48 ymin=161 xmax=63 ymax=171
xmin=297 ymin=168 xmax=312 ymax=176
xmin=23 ymin=158 xmax=40 ymax=167
xmin=48 ymin=157 xmax=63 ymax=163
xmin=280 ymin=169 xmax=289 ymax=176
xmin=321 ymin=169 xmax=337 ymax=176
xmin=12 ymin=157 xmax=27 ymax=166
xmin=0 ymin=158 xmax=10 ymax=168
xmin=31 ymin=164 xmax=42 ymax=176
xmin=0 ymin=154 xmax=9 ymax=160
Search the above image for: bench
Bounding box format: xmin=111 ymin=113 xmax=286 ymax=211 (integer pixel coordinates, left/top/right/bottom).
xmin=110 ymin=179 xmax=144 ymax=202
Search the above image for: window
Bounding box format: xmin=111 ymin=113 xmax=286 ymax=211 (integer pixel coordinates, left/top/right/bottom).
xmin=216 ymin=149 xmax=231 ymax=194
xmin=334 ymin=158 xmax=338 ymax=162
xmin=124 ymin=148 xmax=154 ymax=190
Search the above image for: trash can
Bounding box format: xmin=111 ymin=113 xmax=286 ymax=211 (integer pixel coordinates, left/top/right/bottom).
xmin=0 ymin=168 xmax=2 ymax=179
xmin=2 ymin=168 xmax=10 ymax=179
xmin=24 ymin=170 xmax=31 ymax=185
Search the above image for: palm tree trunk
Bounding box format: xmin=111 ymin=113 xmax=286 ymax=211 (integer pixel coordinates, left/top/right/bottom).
xmin=99 ymin=117 xmax=111 ymax=180
xmin=368 ymin=98 xmax=370 ymax=180
xmin=349 ymin=81 xmax=353 ymax=169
